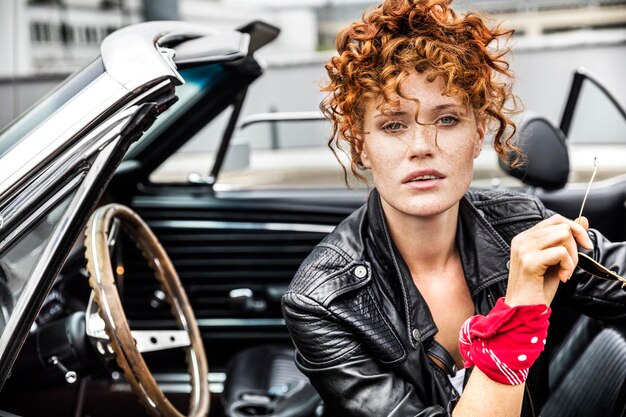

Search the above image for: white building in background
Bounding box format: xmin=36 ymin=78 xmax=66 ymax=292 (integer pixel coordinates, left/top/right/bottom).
xmin=1 ymin=0 xmax=142 ymax=77
xmin=3 ymin=0 xmax=626 ymax=77
xmin=179 ymin=0 xmax=319 ymax=55
xmin=0 ymin=0 xmax=322 ymax=76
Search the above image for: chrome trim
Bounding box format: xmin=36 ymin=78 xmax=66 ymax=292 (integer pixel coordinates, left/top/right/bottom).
xmin=112 ymin=372 xmax=226 ymax=394
xmin=148 ymin=220 xmax=335 ymax=234
xmin=0 ymin=49 xmax=176 ymax=204
xmin=0 ymin=169 xmax=77 ymax=235
xmin=554 ymin=172 xmax=626 ymax=190
xmin=153 ymin=372 xmax=226 ymax=383
xmin=173 ymin=32 xmax=249 ymax=65
xmin=101 ymin=21 xmax=245 ymax=91
xmin=0 ymin=105 xmax=139 ymax=239
xmin=0 ymin=138 xmax=119 ymax=362
xmin=130 ymin=318 xmax=286 ymax=329
xmin=122 ymin=79 xmax=172 ymax=112
xmin=238 ymin=111 xmax=325 ymax=129
xmin=0 ymin=73 xmax=128 ymax=200
xmin=85 ymin=292 xmax=115 ymax=359
xmin=196 ymin=318 xmax=285 ymax=328
xmin=0 ymin=78 xmax=167 ymax=224
xmin=0 ymin=175 xmax=83 ymax=254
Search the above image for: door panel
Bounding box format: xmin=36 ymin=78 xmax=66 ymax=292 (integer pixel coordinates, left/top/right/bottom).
xmin=125 ymin=189 xmax=367 ymax=371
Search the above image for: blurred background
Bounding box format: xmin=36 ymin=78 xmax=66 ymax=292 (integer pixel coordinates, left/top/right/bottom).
xmin=1 ymin=0 xmax=625 ymax=187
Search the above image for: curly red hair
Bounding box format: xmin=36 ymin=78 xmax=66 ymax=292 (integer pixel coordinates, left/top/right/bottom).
xmin=321 ymin=0 xmax=520 ymax=184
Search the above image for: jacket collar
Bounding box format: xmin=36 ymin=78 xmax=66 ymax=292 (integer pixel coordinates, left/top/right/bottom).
xmin=365 ymin=189 xmax=511 ymax=347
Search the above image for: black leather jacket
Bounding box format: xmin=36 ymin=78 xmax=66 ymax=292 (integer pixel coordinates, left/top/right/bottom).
xmin=282 ymin=189 xmax=626 ymax=417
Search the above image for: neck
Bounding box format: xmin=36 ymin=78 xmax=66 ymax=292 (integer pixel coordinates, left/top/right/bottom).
xmin=380 ymin=198 xmax=460 ymax=281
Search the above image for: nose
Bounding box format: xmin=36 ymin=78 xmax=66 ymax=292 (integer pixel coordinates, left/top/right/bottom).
xmin=407 ymin=123 xmax=437 ymax=158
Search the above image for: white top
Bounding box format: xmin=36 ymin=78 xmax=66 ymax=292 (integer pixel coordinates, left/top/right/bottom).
xmin=448 ymin=368 xmax=466 ymax=395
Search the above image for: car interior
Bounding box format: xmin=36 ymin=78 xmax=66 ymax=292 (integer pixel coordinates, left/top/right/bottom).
xmin=0 ymin=23 xmax=625 ymax=417
xmin=499 ymin=110 xmax=626 ymax=417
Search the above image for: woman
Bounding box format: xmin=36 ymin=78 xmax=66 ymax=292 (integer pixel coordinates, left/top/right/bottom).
xmin=281 ymin=0 xmax=626 ymax=416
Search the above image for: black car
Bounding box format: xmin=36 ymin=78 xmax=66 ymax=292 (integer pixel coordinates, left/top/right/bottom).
xmin=0 ymin=18 xmax=624 ymax=417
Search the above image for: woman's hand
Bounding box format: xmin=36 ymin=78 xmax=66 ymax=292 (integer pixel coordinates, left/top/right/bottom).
xmin=505 ymin=215 xmax=593 ymax=307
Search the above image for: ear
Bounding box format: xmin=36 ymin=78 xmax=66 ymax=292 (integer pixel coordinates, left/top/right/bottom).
xmin=360 ymin=145 xmax=371 ymax=168
xmin=357 ymin=137 xmax=371 ymax=168
xmin=473 ymin=117 xmax=486 ymax=159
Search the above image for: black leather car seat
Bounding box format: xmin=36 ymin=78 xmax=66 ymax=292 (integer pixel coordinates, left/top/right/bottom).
xmin=498 ymin=113 xmax=570 ymax=191
xmin=222 ymin=345 xmax=322 ymax=417
xmin=541 ymin=316 xmax=626 ymax=417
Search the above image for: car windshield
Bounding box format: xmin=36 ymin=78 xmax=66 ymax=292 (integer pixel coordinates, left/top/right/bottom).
xmin=217 ymin=117 xmax=352 ymax=188
xmin=150 ymin=115 xmax=356 ymax=188
xmin=0 ymin=189 xmax=76 ymax=337
xmin=124 ymin=63 xmax=228 ymax=161
xmin=0 ymin=58 xmax=105 ymax=159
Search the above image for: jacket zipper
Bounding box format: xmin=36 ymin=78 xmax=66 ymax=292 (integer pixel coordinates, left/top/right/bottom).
xmin=486 ymin=290 xmax=495 ymax=310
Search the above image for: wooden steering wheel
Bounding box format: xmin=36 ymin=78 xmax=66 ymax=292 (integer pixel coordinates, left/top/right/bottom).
xmin=84 ymin=204 xmax=209 ymax=417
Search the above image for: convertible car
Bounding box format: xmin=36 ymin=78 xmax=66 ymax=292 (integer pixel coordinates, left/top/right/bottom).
xmin=0 ymin=19 xmax=624 ymax=417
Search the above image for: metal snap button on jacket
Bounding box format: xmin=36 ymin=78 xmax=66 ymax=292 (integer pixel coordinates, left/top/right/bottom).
xmin=412 ymin=329 xmax=420 ymax=342
xmin=354 ymin=265 xmax=367 ymax=278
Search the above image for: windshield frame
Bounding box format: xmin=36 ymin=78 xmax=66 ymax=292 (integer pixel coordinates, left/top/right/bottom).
xmin=0 ymin=59 xmax=105 ymax=159
xmin=122 ymin=57 xmax=265 ymax=188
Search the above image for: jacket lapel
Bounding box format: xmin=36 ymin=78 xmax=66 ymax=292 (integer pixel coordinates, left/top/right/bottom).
xmin=457 ymin=195 xmax=511 ymax=298
xmin=365 ymin=190 xmax=511 ymax=346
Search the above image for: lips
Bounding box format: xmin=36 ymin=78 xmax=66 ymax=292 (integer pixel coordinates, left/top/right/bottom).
xmin=402 ymin=170 xmax=445 ymax=184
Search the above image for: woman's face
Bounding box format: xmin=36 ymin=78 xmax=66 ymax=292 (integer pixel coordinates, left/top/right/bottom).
xmin=360 ymin=70 xmax=485 ymax=219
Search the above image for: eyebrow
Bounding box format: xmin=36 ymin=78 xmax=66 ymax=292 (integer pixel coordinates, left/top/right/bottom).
xmin=373 ymin=103 xmax=461 ymax=118
xmin=432 ymin=103 xmax=461 ymax=111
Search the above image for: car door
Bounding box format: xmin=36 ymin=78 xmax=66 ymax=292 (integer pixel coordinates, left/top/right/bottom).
xmin=118 ymin=72 xmax=367 ymax=375
xmin=0 ymin=20 xmax=254 ymax=396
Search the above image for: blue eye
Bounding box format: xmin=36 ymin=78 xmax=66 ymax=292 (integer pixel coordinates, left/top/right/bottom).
xmin=382 ymin=122 xmax=405 ymax=133
xmin=438 ymin=116 xmax=459 ymax=126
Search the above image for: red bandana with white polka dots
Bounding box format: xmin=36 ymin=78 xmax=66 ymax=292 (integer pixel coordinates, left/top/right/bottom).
xmin=458 ymin=297 xmax=551 ymax=385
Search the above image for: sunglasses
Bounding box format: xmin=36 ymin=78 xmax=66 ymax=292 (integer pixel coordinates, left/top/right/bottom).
xmin=575 ymin=158 xmax=626 ymax=289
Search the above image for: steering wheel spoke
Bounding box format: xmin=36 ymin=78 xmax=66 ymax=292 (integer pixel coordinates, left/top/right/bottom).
xmin=131 ymin=330 xmax=191 ymax=353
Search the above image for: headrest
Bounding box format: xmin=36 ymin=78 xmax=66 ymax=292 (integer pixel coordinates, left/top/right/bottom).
xmin=499 ymin=115 xmax=570 ymax=191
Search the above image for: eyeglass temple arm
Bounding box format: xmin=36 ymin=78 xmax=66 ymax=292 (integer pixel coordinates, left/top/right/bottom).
xmin=577 ymin=252 xmax=626 ymax=286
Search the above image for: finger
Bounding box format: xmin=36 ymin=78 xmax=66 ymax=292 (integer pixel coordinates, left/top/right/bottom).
xmin=542 ymin=246 xmax=576 ymax=282
xmin=520 ymin=224 xmax=579 ymax=251
xmin=517 ymin=226 xmax=580 ymax=277
xmin=565 ymin=217 xmax=594 ymax=250
xmin=533 ymin=246 xmax=576 ymax=282
xmin=532 ymin=214 xmax=593 ymax=250
xmin=561 ymin=234 xmax=579 ymax=281
xmin=575 ymin=216 xmax=590 ymax=230
xmin=532 ymin=214 xmax=570 ymax=228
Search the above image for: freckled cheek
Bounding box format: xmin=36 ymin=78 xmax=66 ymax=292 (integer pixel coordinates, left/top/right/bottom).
xmin=372 ymin=165 xmax=395 ymax=184
xmin=369 ymin=146 xmax=402 ymax=166
xmin=369 ymin=158 xmax=400 ymax=187
xmin=438 ymin=129 xmax=477 ymax=149
xmin=454 ymin=160 xmax=476 ymax=187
